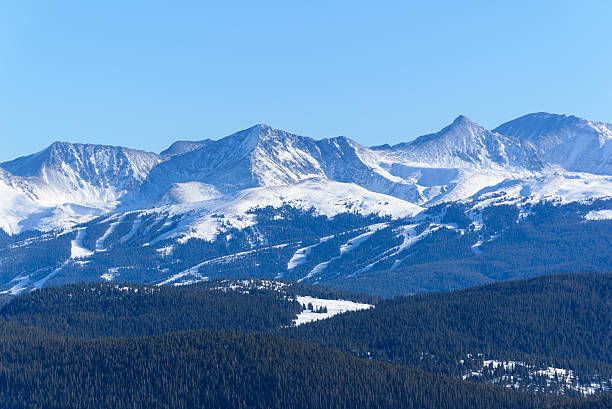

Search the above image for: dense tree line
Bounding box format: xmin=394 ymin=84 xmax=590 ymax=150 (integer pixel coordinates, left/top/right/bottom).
xmin=0 ymin=329 xmax=557 ymax=409
xmin=0 ymin=231 xmax=73 ymax=283
xmin=0 ymin=282 xmax=302 ymax=338
xmin=0 ymin=275 xmax=608 ymax=406
xmin=285 ymin=273 xmax=612 ymax=382
xmin=327 ymin=202 xmax=612 ymax=296
xmin=0 ymin=279 xmax=377 ymax=338
xmin=2 ymin=200 xmax=610 ymax=297
xmin=553 ymin=394 xmax=612 ymax=409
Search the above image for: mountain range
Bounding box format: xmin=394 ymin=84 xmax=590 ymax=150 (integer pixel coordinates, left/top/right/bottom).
xmin=0 ymin=112 xmax=610 ymax=295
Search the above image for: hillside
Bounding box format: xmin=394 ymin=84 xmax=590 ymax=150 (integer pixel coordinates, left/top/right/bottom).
xmin=0 ymin=276 xmax=608 ymax=408
xmin=0 ymin=328 xmax=551 ymax=409
xmin=0 ymin=113 xmax=610 ymax=296
xmin=285 ymin=273 xmax=612 ymax=395
xmin=1 ymin=274 xmax=610 ymax=399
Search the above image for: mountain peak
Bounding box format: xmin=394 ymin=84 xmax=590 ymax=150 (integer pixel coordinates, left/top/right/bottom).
xmin=452 ymin=115 xmax=473 ymax=125
xmin=439 ymin=115 xmax=485 ymax=136
xmin=1 ymin=140 xmax=162 ymax=188
xmin=493 ymin=112 xmax=585 ymax=137
xmin=161 ymin=139 xmax=212 ymax=157
xmin=221 ymin=124 xmax=307 ymax=150
xmin=238 ymin=124 xmax=278 ymax=139
xmin=494 ymin=112 xmax=612 ymax=174
xmin=390 ymin=114 xmax=545 ymax=171
xmin=249 ymin=123 xmax=273 ymax=132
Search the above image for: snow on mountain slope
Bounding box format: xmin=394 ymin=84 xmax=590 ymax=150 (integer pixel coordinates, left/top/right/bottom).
xmin=471 ymin=172 xmax=612 ymax=207
xmin=298 ymin=222 xmax=389 ymax=282
xmin=0 ymin=168 xmax=108 ymax=234
xmin=494 ymin=113 xmax=612 ymax=175
xmin=160 ymin=139 xmax=213 ymax=157
xmin=144 ymin=119 xmax=548 ymax=210
xmin=0 ymin=170 xmax=44 ymax=234
xmin=2 ymin=142 xmax=162 ymax=195
xmin=169 ymin=178 xmax=423 ymax=242
xmin=381 ymin=115 xmax=544 ymax=171
xmin=156 ymin=182 xmax=224 ymax=206
xmin=1 ymin=114 xmax=611 ymax=294
xmin=0 ymin=113 xmax=611 ymax=238
xmin=138 ymin=125 xmax=327 ymax=201
xmin=0 ymin=142 xmax=162 ymax=233
xmin=147 ymin=121 xmax=537 ymax=208
xmin=313 ymin=136 xmax=425 ymax=203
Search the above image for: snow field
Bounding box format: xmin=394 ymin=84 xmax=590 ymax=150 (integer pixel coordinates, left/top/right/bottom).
xmin=293 ymin=296 xmax=373 ymax=326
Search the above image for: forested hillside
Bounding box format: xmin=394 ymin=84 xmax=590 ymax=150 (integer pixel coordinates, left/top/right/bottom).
xmin=0 ymin=274 xmax=609 ymax=406
xmin=0 ymin=329 xmax=551 ymax=409
xmin=0 ymin=279 xmax=373 ymax=338
xmin=285 ymin=273 xmax=612 ymax=394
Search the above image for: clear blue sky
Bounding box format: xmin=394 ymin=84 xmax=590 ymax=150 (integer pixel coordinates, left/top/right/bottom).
xmin=1 ymin=1 xmax=611 ymax=161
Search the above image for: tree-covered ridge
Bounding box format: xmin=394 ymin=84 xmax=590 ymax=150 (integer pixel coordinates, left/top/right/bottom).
xmin=285 ymin=273 xmax=612 ymax=393
xmin=0 ymin=275 xmax=609 ymax=406
xmin=0 ymin=279 xmax=375 ymax=339
xmin=0 ymin=329 xmax=555 ymax=409
xmin=0 ymin=281 xmax=303 ymax=338
xmin=554 ymin=394 xmax=612 ymax=409
xmin=0 ymin=200 xmax=611 ymax=297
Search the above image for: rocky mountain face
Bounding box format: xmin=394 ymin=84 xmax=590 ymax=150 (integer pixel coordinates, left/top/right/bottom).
xmin=383 ymin=115 xmax=544 ymax=171
xmin=494 ymin=112 xmax=612 ymax=175
xmin=1 ymin=114 xmax=611 ymax=235
xmin=1 ymin=142 xmax=162 ymax=206
xmin=0 ymin=113 xmax=610 ymax=295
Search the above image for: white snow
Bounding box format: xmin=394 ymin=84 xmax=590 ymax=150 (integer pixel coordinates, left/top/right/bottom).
xmin=172 ymin=178 xmax=423 ymax=243
xmin=156 ymin=270 xmax=209 ymax=286
xmin=0 ymin=119 xmax=611 ymax=295
xmin=101 ymin=267 xmax=120 ymax=282
xmin=0 ymin=118 xmax=611 ymax=240
xmin=585 ymin=209 xmax=612 ymax=221
xmin=33 ymin=260 xmax=70 ymax=290
xmin=0 ymin=274 xmax=33 ymax=295
xmin=463 ymin=358 xmax=611 ymax=396
xmin=339 ymin=223 xmax=387 ymax=254
xmin=174 ymin=243 xmax=293 ymax=282
xmin=95 ymin=218 xmax=122 ymax=251
xmin=120 ymin=214 xmax=142 ymax=243
xmin=287 ymin=243 xmax=317 ymax=270
xmin=156 ymin=245 xmax=174 ymax=257
xmin=390 ymin=224 xmax=449 ymax=269
xmin=293 ymin=296 xmax=373 ymax=326
xmin=348 ymin=224 xmax=421 ymax=275
xmin=29 ymin=227 xmax=95 ymax=290
xmin=71 ymin=228 xmax=93 ymax=259
xmin=471 ymin=236 xmax=484 ymax=254
xmin=298 ymin=223 xmax=388 ymax=282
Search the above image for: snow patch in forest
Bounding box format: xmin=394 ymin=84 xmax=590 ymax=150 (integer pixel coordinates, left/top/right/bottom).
xmin=293 ymin=296 xmax=372 ymax=326
xmin=585 ymin=209 xmax=612 ymax=221
xmin=101 ymin=267 xmax=120 ymax=282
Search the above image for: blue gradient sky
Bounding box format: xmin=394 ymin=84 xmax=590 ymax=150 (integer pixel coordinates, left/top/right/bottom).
xmin=1 ymin=1 xmax=611 ymax=161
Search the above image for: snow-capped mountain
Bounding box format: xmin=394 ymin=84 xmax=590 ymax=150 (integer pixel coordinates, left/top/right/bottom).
xmin=0 ymin=112 xmax=611 ymax=295
xmin=384 ymin=115 xmax=544 ymax=171
xmin=494 ymin=113 xmax=612 ymax=175
xmin=131 ymin=118 xmax=552 ymax=209
xmin=142 ymin=125 xmax=327 ymax=196
xmin=0 ymin=142 xmax=162 ymax=234
xmin=2 ymin=141 xmax=162 ymax=197
xmin=1 ymin=114 xmax=610 ymax=236
xmin=160 ymin=139 xmax=213 ymax=157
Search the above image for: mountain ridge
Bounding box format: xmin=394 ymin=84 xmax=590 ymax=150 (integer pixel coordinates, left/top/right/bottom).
xmin=0 ymin=110 xmax=610 ymax=295
xmin=494 ymin=113 xmax=612 ymax=175
xmin=0 ymin=112 xmax=610 ymax=238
